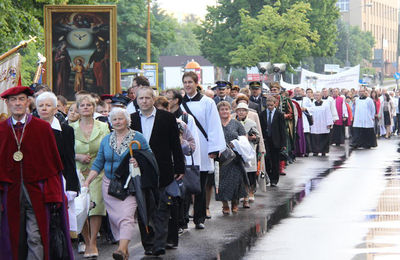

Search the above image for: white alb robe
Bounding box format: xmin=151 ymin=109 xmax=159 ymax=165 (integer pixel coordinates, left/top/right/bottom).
xmin=310 ymin=101 xmax=333 ymax=134
xmin=181 ymin=95 xmax=226 ymax=172
xmin=353 ymin=97 xmax=375 ymax=128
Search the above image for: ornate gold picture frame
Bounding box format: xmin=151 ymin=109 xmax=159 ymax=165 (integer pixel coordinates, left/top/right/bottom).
xmin=44 ymin=5 xmax=117 ymax=100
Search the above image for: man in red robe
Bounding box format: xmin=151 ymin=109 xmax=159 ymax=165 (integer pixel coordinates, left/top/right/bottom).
xmin=0 ymin=86 xmax=73 ymax=259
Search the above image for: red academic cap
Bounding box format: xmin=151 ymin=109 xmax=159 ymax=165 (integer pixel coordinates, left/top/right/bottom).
xmin=1 ymin=86 xmax=34 ymax=99
xmin=100 ymin=94 xmax=113 ymax=101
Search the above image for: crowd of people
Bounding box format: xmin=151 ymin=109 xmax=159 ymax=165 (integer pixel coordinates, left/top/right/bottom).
xmin=0 ymin=70 xmax=393 ymax=259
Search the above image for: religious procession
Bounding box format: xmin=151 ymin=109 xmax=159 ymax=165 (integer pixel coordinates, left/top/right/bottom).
xmin=1 ymin=1 xmax=400 ymax=260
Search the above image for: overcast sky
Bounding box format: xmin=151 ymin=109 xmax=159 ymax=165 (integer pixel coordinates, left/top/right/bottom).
xmin=156 ymin=0 xmax=217 ymax=20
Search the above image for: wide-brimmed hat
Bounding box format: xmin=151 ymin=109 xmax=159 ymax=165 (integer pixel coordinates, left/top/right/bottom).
xmin=235 ymin=102 xmax=249 ymax=111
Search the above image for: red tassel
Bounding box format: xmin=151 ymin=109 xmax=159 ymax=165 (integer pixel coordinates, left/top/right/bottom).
xmin=17 ymin=76 xmax=22 ymax=87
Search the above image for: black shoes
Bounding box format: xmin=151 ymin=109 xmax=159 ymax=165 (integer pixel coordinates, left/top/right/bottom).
xmin=270 ymin=182 xmax=277 ymax=187
xmin=153 ymin=248 xmax=166 ymax=256
xmin=195 ymin=223 xmax=205 ymax=229
xmin=144 ymin=249 xmax=153 ymax=256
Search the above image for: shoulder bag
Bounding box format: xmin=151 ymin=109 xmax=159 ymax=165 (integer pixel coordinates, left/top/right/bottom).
xmin=108 ymin=151 xmax=130 ymax=201
xmin=183 ymin=149 xmax=201 ymax=195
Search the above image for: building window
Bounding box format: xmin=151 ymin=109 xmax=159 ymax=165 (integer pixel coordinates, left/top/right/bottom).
xmin=336 ymin=0 xmax=349 ymax=12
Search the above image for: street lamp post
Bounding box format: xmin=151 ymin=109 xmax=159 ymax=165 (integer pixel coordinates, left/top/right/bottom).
xmin=146 ymin=0 xmax=151 ymax=63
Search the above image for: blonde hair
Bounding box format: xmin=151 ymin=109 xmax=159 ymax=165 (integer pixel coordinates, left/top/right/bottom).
xmin=76 ymin=94 xmax=96 ymax=109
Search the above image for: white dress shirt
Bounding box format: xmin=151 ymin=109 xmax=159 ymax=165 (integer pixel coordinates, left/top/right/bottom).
xmin=11 ymin=114 xmax=27 ymax=125
xmin=139 ymin=107 xmax=156 ymax=143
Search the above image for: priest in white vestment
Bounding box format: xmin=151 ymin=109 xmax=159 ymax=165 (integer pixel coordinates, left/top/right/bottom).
xmin=351 ymin=87 xmax=377 ymax=149
xmin=310 ymin=91 xmax=333 ymax=156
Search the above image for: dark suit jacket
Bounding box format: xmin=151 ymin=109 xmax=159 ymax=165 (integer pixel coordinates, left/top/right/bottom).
xmin=259 ymin=109 xmax=286 ymax=149
xmin=53 ymin=123 xmax=80 ymax=192
xmin=214 ymin=95 xmax=234 ymax=105
xmin=250 ymin=95 xmax=267 ymax=113
xmin=130 ymin=109 xmax=185 ymax=188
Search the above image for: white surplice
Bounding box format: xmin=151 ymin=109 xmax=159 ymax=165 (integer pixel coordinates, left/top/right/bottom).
xmin=353 ymin=97 xmax=375 ymax=128
xmin=310 ymin=101 xmax=333 ymax=134
xmin=181 ymin=94 xmax=226 ymax=172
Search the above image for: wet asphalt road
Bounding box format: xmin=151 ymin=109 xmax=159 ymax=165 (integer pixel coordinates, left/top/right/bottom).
xmin=245 ymin=138 xmax=400 ymax=260
xmin=73 ymin=138 xmax=398 ymax=260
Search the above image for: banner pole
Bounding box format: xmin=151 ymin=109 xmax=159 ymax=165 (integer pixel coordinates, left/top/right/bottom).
xmin=0 ymin=36 xmax=37 ymax=62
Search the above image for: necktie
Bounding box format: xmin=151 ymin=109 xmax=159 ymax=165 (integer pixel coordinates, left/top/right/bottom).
xmin=267 ymin=110 xmax=272 ymax=137
xmin=14 ymin=122 xmax=23 ymax=140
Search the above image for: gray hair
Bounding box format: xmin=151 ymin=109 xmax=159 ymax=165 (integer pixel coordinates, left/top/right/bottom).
xmin=109 ymin=107 xmax=131 ymax=128
xmin=35 ymin=91 xmax=57 ymax=108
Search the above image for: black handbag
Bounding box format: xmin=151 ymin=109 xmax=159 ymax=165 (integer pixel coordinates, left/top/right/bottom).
xmin=108 ymin=151 xmax=130 ymax=201
xmin=219 ymin=144 xmax=236 ymax=166
xmin=304 ymin=110 xmax=313 ymax=126
xmin=183 ymin=151 xmax=201 ymax=195
xmin=49 ymin=204 xmax=69 ymax=260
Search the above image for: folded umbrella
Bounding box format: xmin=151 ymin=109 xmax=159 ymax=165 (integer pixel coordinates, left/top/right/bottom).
xmin=124 ymin=140 xmax=149 ymax=234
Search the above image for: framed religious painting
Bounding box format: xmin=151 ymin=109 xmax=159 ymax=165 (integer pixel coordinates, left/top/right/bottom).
xmin=44 ymin=5 xmax=117 ymax=100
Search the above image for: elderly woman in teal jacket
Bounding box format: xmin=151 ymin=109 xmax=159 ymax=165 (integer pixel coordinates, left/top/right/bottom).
xmin=84 ymin=107 xmax=150 ymax=260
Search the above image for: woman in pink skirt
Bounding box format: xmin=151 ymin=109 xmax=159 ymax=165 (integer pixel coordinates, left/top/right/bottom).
xmin=84 ymin=107 xmax=150 ymax=260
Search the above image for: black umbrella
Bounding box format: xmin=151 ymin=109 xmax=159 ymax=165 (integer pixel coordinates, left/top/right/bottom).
xmin=128 ymin=141 xmax=149 ymax=234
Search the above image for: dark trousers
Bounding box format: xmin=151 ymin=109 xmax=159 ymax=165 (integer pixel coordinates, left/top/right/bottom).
xmin=193 ymin=171 xmax=208 ymax=225
xmin=166 ymin=198 xmax=179 ymax=245
xmin=178 ymin=193 xmax=190 ymax=229
xmin=138 ymin=188 xmax=158 ymax=251
xmin=139 ymin=187 xmax=179 ymax=251
xmin=305 ymin=133 xmax=312 ymax=154
xmin=265 ymin=137 xmax=280 ymax=185
xmin=396 ymin=114 xmax=400 ymax=133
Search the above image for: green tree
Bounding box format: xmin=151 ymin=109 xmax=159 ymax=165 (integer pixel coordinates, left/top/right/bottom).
xmin=197 ymin=0 xmax=339 ymax=70
xmin=117 ymin=0 xmax=175 ymax=68
xmin=230 ymin=2 xmax=319 ymax=68
xmin=335 ymin=20 xmax=375 ymax=67
xmin=161 ymin=16 xmax=201 ymax=56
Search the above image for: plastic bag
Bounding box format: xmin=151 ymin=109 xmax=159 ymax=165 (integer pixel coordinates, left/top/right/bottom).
xmin=74 ymin=187 xmax=90 ymax=234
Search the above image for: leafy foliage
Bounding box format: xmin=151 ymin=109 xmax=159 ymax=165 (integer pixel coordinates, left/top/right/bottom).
xmin=335 ymin=20 xmax=375 ymax=67
xmin=117 ymin=0 xmax=175 ymax=68
xmin=230 ymin=2 xmax=319 ymax=68
xmin=197 ymin=0 xmax=339 ymax=69
xmin=161 ymin=16 xmax=201 ymax=56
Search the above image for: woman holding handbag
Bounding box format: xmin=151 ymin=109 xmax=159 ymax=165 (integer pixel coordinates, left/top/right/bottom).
xmin=83 ymin=107 xmax=150 ymax=260
xmin=235 ymin=103 xmax=260 ymax=208
xmin=216 ymin=101 xmax=248 ymax=215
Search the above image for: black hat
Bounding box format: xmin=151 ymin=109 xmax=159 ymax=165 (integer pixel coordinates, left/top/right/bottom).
xmin=111 ymin=94 xmax=130 ymax=107
xmin=215 ymin=81 xmax=231 ymax=89
xmin=249 ymin=81 xmax=261 ymax=89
